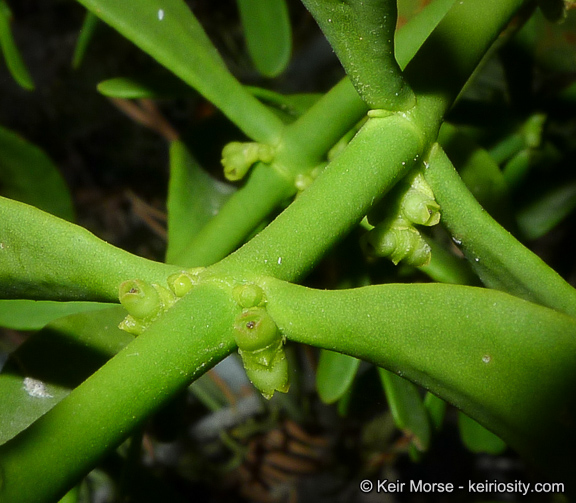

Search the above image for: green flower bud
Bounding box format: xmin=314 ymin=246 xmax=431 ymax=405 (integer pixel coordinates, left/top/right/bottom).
xmin=233 ymin=283 xmax=265 ymax=309
xmin=119 ymin=279 xmax=161 ymax=320
xmin=221 ymin=142 xmax=274 ymax=181
xmin=234 ymin=308 xmax=280 ymax=352
xmin=233 ymin=307 xmax=289 ymax=399
xmin=167 ymin=272 xmax=195 ymax=298
xmin=399 ymin=172 xmax=441 ymax=226
xmin=401 ymin=191 xmax=441 ymax=226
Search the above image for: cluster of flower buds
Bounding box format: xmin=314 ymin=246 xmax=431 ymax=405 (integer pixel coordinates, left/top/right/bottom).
xmin=233 ymin=283 xmax=289 ymax=400
xmin=117 ymin=269 xmax=203 ymax=335
xmin=221 ymin=141 xmax=274 ymax=181
xmin=363 ymin=170 xmax=440 ymax=267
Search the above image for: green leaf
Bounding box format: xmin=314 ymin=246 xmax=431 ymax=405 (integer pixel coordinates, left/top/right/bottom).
xmin=424 ymin=392 xmax=447 ymax=430
xmin=0 ymin=125 xmax=74 ymax=221
xmin=71 ymin=10 xmax=99 ymax=69
xmin=0 ymin=0 xmax=34 ymax=90
xmin=424 ymin=144 xmax=576 ymax=318
xmin=165 ymin=141 xmax=235 ymax=266
xmin=0 ymin=197 xmax=179 ymax=301
xmin=237 ymin=0 xmax=291 ymax=78
xmin=378 ymin=367 xmax=431 ymax=452
xmin=97 ymin=76 xmax=193 ymax=99
xmin=0 ymin=306 xmax=132 ymax=445
xmin=246 ymin=86 xmax=322 ymax=123
xmin=0 ymin=300 xmax=110 ymax=330
xmin=516 ymin=181 xmax=576 ymax=240
xmin=316 ymin=350 xmax=360 ymax=404
xmin=458 ymin=411 xmax=507 ymax=454
xmin=74 ymin=0 xmax=284 ymax=143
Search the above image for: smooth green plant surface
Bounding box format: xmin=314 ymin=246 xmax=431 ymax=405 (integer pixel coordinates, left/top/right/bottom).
xmin=1 ymin=0 xmax=576 ymax=501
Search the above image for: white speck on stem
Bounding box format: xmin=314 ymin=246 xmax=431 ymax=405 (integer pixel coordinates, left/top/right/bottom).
xmin=158 ymin=9 xmax=164 ymax=21
xmin=452 ymin=237 xmax=462 ymax=246
xmin=23 ymin=377 xmax=53 ymax=398
xmin=482 ymin=355 xmax=491 ymax=364
xmin=277 ymin=257 xmax=282 ymax=265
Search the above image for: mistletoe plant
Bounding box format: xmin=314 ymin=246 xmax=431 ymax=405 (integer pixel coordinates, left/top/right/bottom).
xmin=1 ymin=0 xmax=576 ymax=501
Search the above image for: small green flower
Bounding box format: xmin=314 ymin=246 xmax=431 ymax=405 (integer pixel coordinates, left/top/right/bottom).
xmin=364 ymin=219 xmax=431 ymax=267
xmin=221 ymin=141 xmax=274 ymax=181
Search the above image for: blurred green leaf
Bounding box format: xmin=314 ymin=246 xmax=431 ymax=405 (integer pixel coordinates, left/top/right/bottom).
xmin=0 ymin=0 xmax=34 ymax=90
xmin=0 ymin=125 xmax=74 ymax=222
xmin=97 ymin=76 xmax=192 ymax=99
xmin=0 ymin=197 xmax=179 ymax=301
xmin=316 ymin=349 xmax=360 ymax=404
xmin=424 ymin=392 xmax=447 ymax=430
xmin=74 ymin=0 xmax=284 ymax=143
xmin=537 ymin=0 xmax=570 ymax=22
xmin=237 ymin=0 xmax=292 ymax=78
xmin=378 ymin=367 xmax=431 ymax=452
xmin=458 ymin=411 xmax=507 ymax=454
xmin=0 ymin=306 xmax=132 ymax=445
xmin=165 ymin=141 xmax=235 ymax=266
xmin=71 ymin=10 xmax=99 ymax=69
xmin=439 ymin=123 xmax=511 ymax=221
xmin=0 ymin=300 xmax=110 ymax=330
xmin=517 ymin=181 xmax=576 ymax=240
xmin=247 ymin=87 xmax=321 ymax=123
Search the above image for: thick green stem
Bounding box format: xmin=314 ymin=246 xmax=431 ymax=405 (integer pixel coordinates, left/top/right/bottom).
xmin=424 ymin=144 xmax=576 ymax=318
xmin=0 ymin=283 xmax=238 ymax=503
xmin=301 ymin=0 xmax=415 ymax=110
xmin=213 ymin=114 xmax=425 ymax=282
xmin=261 ymin=277 xmax=576 ymax=479
xmin=0 ymin=197 xmax=180 ymax=302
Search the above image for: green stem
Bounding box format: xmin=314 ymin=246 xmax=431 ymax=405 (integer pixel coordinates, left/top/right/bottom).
xmin=172 ymin=164 xmax=293 ymax=267
xmin=174 ymin=0 xmax=458 ymax=267
xmin=214 ymin=114 xmax=425 ymax=282
xmin=301 ymin=0 xmax=415 ymax=110
xmin=261 ymin=277 xmax=576 ymax=479
xmin=0 ymin=197 xmax=180 ymax=302
xmin=0 ymin=283 xmax=238 ymax=503
xmin=424 ymin=144 xmax=576 ymax=318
